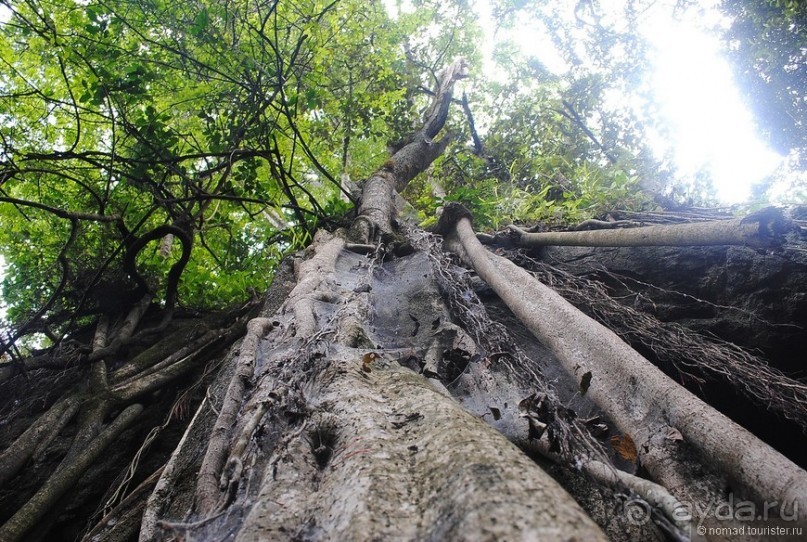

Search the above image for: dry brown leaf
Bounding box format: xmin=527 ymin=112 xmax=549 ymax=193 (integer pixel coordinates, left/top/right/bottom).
xmin=361 ymin=352 xmax=378 ymax=372
xmin=610 ymin=433 xmax=638 ymax=463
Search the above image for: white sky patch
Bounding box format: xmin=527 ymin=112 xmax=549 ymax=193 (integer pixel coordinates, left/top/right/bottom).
xmin=641 ymin=14 xmax=783 ymax=203
xmin=474 ymin=0 xmax=567 ymax=78
xmin=472 ymin=0 xmax=785 ymax=204
xmin=381 ymin=0 xmax=416 ymax=20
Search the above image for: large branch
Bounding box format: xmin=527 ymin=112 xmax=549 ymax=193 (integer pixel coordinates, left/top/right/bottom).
xmin=349 ymin=59 xmax=468 ymax=244
xmin=509 ymin=207 xmax=793 ymax=248
xmin=0 ymin=404 xmax=143 ymax=542
xmin=436 ymin=203 xmax=807 ymax=523
xmin=0 ymin=395 xmax=81 ymax=488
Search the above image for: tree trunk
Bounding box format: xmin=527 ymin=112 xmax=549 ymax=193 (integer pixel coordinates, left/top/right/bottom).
xmin=139 ymin=231 xmax=607 ymax=541
xmin=136 ymin=59 xmax=616 ymax=541
xmin=437 ymin=203 xmax=807 ymax=524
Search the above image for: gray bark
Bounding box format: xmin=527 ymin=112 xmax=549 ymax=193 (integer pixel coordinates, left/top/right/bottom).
xmin=0 ymin=404 xmax=143 ymax=542
xmin=140 ymin=232 xmax=608 ymax=541
xmin=349 ymin=59 xmax=467 ymax=245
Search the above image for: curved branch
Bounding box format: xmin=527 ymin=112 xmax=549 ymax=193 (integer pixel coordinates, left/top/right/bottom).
xmin=123 ymin=224 xmax=193 ymax=320
xmin=56 ymin=55 xmax=81 ymax=154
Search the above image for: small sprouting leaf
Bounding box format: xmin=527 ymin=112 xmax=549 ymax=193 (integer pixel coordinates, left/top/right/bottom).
xmin=579 ymin=371 xmax=593 ymax=395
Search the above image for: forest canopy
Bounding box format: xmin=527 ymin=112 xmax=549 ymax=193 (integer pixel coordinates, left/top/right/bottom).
xmin=0 ymin=0 xmax=803 ymax=354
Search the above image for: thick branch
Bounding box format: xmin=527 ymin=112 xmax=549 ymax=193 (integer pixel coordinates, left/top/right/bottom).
xmin=0 ymin=395 xmax=81 ymax=488
xmin=509 ymin=207 xmax=793 ymax=248
xmin=438 ymin=202 xmax=807 ymax=521
xmin=87 ymin=294 xmax=153 ymax=362
xmin=111 ymin=324 xmax=242 ymax=402
xmin=0 ymin=404 xmax=143 ymax=542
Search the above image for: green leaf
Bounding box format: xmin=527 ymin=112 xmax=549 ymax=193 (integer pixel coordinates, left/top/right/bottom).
xmin=191 ymin=8 xmax=210 ymax=37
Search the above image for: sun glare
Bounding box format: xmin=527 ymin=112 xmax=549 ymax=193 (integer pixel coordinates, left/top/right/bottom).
xmin=474 ymin=0 xmax=784 ymax=204
xmin=643 ymin=17 xmax=783 ymax=203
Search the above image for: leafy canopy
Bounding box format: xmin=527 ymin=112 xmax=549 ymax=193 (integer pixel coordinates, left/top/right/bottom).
xmin=0 ymin=0 xmax=800 ymax=352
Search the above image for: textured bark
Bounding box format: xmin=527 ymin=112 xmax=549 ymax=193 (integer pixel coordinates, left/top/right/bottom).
xmin=439 ymin=204 xmax=807 ymax=523
xmin=0 ymin=308 xmax=249 ymax=542
xmin=236 ymin=349 xmax=603 ymax=541
xmin=140 ymin=231 xmax=608 ymax=541
xmin=196 ymin=317 xmax=275 ymax=515
xmin=349 ymin=59 xmax=467 ymax=244
xmin=0 ymin=395 xmax=81 ymax=487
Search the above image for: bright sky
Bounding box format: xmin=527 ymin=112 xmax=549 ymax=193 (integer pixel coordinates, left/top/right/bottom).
xmin=474 ymin=0 xmax=784 ymax=204
xmin=638 ymin=6 xmax=782 ymax=203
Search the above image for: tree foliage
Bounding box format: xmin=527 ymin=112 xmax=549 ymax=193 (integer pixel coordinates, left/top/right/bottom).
xmin=488 ymin=0 xmax=806 ymax=202
xmin=0 ymin=0 xmax=476 ymax=350
xmin=721 ymin=0 xmax=806 ymax=160
xmin=0 ymin=0 xmax=803 ymax=353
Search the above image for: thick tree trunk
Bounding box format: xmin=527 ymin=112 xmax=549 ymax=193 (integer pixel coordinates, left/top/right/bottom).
xmin=134 ymin=59 xmax=623 ymax=541
xmin=140 ymin=232 xmax=606 ymax=541
xmin=5 ymin=56 xmax=804 ymax=542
